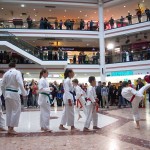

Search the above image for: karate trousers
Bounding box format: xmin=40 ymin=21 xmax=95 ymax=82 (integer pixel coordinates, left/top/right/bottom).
xmin=130 ymin=84 xmax=150 ymax=121
xmin=60 ymin=104 xmax=74 ymax=126
xmin=76 ymin=97 xmax=87 ymax=117
xmin=84 ymin=104 xmax=98 ymax=128
xmin=0 ymin=99 xmax=5 ymax=128
xmin=40 ymin=102 xmax=50 ymax=129
xmin=5 ymin=98 xmax=21 ymax=127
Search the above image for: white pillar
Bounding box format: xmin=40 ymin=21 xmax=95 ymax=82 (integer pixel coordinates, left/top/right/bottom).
xmin=98 ymin=0 xmax=106 ymax=82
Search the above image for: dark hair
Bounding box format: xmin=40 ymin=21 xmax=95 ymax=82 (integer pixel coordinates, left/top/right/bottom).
xmin=103 ymin=82 xmax=106 ymax=85
xmin=72 ymin=79 xmax=79 ymax=84
xmin=128 ymin=80 xmax=131 ymax=84
xmin=122 ymin=81 xmax=129 ymax=87
xmin=119 ymin=81 xmax=122 ymax=84
xmin=0 ymin=70 xmax=5 ymax=74
xmin=64 ymin=68 xmax=73 ymax=79
xmin=39 ymin=68 xmax=48 ymax=78
xmin=9 ymin=61 xmax=16 ymax=68
xmin=88 ymin=76 xmax=95 ymax=83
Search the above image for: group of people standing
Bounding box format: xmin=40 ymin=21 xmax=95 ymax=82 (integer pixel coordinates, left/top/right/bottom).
xmin=0 ymin=62 xmax=150 ymax=134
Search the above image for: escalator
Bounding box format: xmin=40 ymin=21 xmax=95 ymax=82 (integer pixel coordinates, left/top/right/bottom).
xmin=0 ymin=31 xmax=67 ymax=66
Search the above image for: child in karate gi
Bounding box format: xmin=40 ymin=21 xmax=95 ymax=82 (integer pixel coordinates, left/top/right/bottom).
xmin=0 ymin=70 xmax=6 ymax=132
xmin=83 ymin=76 xmax=100 ymax=132
xmin=72 ymin=79 xmax=87 ymax=120
xmin=59 ymin=69 xmax=78 ymax=131
xmin=121 ymin=80 xmax=150 ymax=129
xmin=38 ymin=68 xmax=53 ymax=132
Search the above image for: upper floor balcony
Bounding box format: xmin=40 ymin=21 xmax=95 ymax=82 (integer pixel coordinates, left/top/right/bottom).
xmin=0 ymin=14 xmax=150 ymax=38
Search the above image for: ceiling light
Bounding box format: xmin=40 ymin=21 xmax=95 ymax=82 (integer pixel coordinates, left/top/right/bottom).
xmin=64 ymin=16 xmax=66 ymax=18
xmin=94 ymin=12 xmax=96 ymax=13
xmin=49 ymin=9 xmax=51 ymax=11
xmin=107 ymin=43 xmax=114 ymax=50
xmin=64 ymin=9 xmax=66 ymax=12
xmin=33 ymin=19 xmax=35 ymax=21
xmin=21 ymin=4 xmax=25 ymax=7
xmin=85 ymin=14 xmax=87 ymax=17
xmin=23 ymin=26 xmax=26 ymax=28
xmin=78 ymin=17 xmax=80 ymax=19
xmin=87 ymin=43 xmax=89 ymax=46
xmin=142 ymin=0 xmax=144 ymax=2
xmin=35 ymin=14 xmax=37 ymax=17
xmin=128 ymin=11 xmax=130 ymax=12
xmin=1 ymin=8 xmax=4 ymax=10
xmin=124 ymin=5 xmax=126 ymax=8
xmin=80 ymin=11 xmax=82 ymax=12
xmin=26 ymin=72 xmax=30 ymax=75
xmin=33 ymin=9 xmax=36 ymax=11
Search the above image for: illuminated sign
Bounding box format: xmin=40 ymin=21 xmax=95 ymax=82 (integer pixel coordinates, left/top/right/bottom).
xmin=111 ymin=70 xmax=133 ymax=76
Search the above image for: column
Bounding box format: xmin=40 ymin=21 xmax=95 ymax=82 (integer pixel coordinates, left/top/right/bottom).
xmin=98 ymin=0 xmax=106 ymax=82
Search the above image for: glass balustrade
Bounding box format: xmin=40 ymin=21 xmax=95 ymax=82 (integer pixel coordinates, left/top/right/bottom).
xmin=0 ymin=14 xmax=149 ymax=31
xmin=105 ymin=49 xmax=150 ymax=64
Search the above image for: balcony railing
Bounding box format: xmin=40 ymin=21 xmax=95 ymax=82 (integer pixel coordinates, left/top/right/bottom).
xmin=106 ymin=49 xmax=150 ymax=64
xmin=0 ymin=13 xmax=149 ymax=31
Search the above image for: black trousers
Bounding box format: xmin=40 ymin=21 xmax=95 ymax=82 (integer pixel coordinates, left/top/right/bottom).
xmin=97 ymin=95 xmax=103 ymax=108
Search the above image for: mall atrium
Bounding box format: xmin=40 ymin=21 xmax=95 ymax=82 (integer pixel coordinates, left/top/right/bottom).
xmin=0 ymin=0 xmax=150 ymax=150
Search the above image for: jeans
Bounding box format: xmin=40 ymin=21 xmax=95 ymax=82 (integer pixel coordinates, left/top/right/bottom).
xmin=118 ymin=96 xmax=126 ymax=107
xmin=32 ymin=94 xmax=38 ymax=107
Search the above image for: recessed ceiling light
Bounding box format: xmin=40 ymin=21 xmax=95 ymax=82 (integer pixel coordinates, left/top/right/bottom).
xmin=128 ymin=11 xmax=130 ymax=12
xmin=85 ymin=14 xmax=87 ymax=17
xmin=64 ymin=9 xmax=66 ymax=12
xmin=33 ymin=19 xmax=35 ymax=21
xmin=49 ymin=9 xmax=51 ymax=11
xmin=80 ymin=10 xmax=82 ymax=12
xmin=21 ymin=4 xmax=25 ymax=7
xmin=64 ymin=16 xmax=65 ymax=18
xmin=94 ymin=12 xmax=96 ymax=13
xmin=1 ymin=8 xmax=4 ymax=10
xmin=35 ymin=14 xmax=37 ymax=17
xmin=33 ymin=9 xmax=36 ymax=11
xmin=124 ymin=5 xmax=126 ymax=8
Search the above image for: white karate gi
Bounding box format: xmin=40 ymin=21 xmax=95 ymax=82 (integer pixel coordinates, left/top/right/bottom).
xmin=74 ymin=85 xmax=87 ymax=116
xmin=0 ymin=79 xmax=5 ymax=128
xmin=1 ymin=68 xmax=26 ymax=127
xmin=84 ymin=86 xmax=98 ymax=128
xmin=60 ymin=77 xmax=74 ymax=126
xmin=122 ymin=84 xmax=150 ymax=121
xmin=38 ymin=77 xmax=52 ymax=129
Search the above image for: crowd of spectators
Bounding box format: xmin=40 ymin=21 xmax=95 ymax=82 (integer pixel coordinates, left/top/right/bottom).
xmin=0 ymin=51 xmax=33 ymax=64
xmin=106 ymin=46 xmax=150 ymax=64
xmin=25 ymin=7 xmax=150 ymax=31
xmin=107 ymin=8 xmax=150 ymax=29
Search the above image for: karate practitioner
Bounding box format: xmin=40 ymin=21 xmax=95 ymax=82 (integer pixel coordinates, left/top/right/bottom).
xmin=72 ymin=79 xmax=87 ymax=120
xmin=83 ymin=76 xmax=100 ymax=132
xmin=121 ymin=80 xmax=150 ymax=129
xmin=38 ymin=68 xmax=53 ymax=132
xmin=0 ymin=70 xmax=6 ymax=132
xmin=59 ymin=69 xmax=78 ymax=131
xmin=1 ymin=62 xmax=26 ymax=134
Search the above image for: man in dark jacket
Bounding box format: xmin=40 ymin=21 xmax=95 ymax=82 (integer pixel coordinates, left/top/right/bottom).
xmin=145 ymin=8 xmax=150 ymax=21
xmin=118 ymin=81 xmax=126 ymax=108
xmin=136 ymin=78 xmax=144 ymax=90
xmin=96 ymin=81 xmax=103 ymax=108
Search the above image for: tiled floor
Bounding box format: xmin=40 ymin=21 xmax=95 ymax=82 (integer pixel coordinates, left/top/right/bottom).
xmin=0 ymin=102 xmax=150 ymax=150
